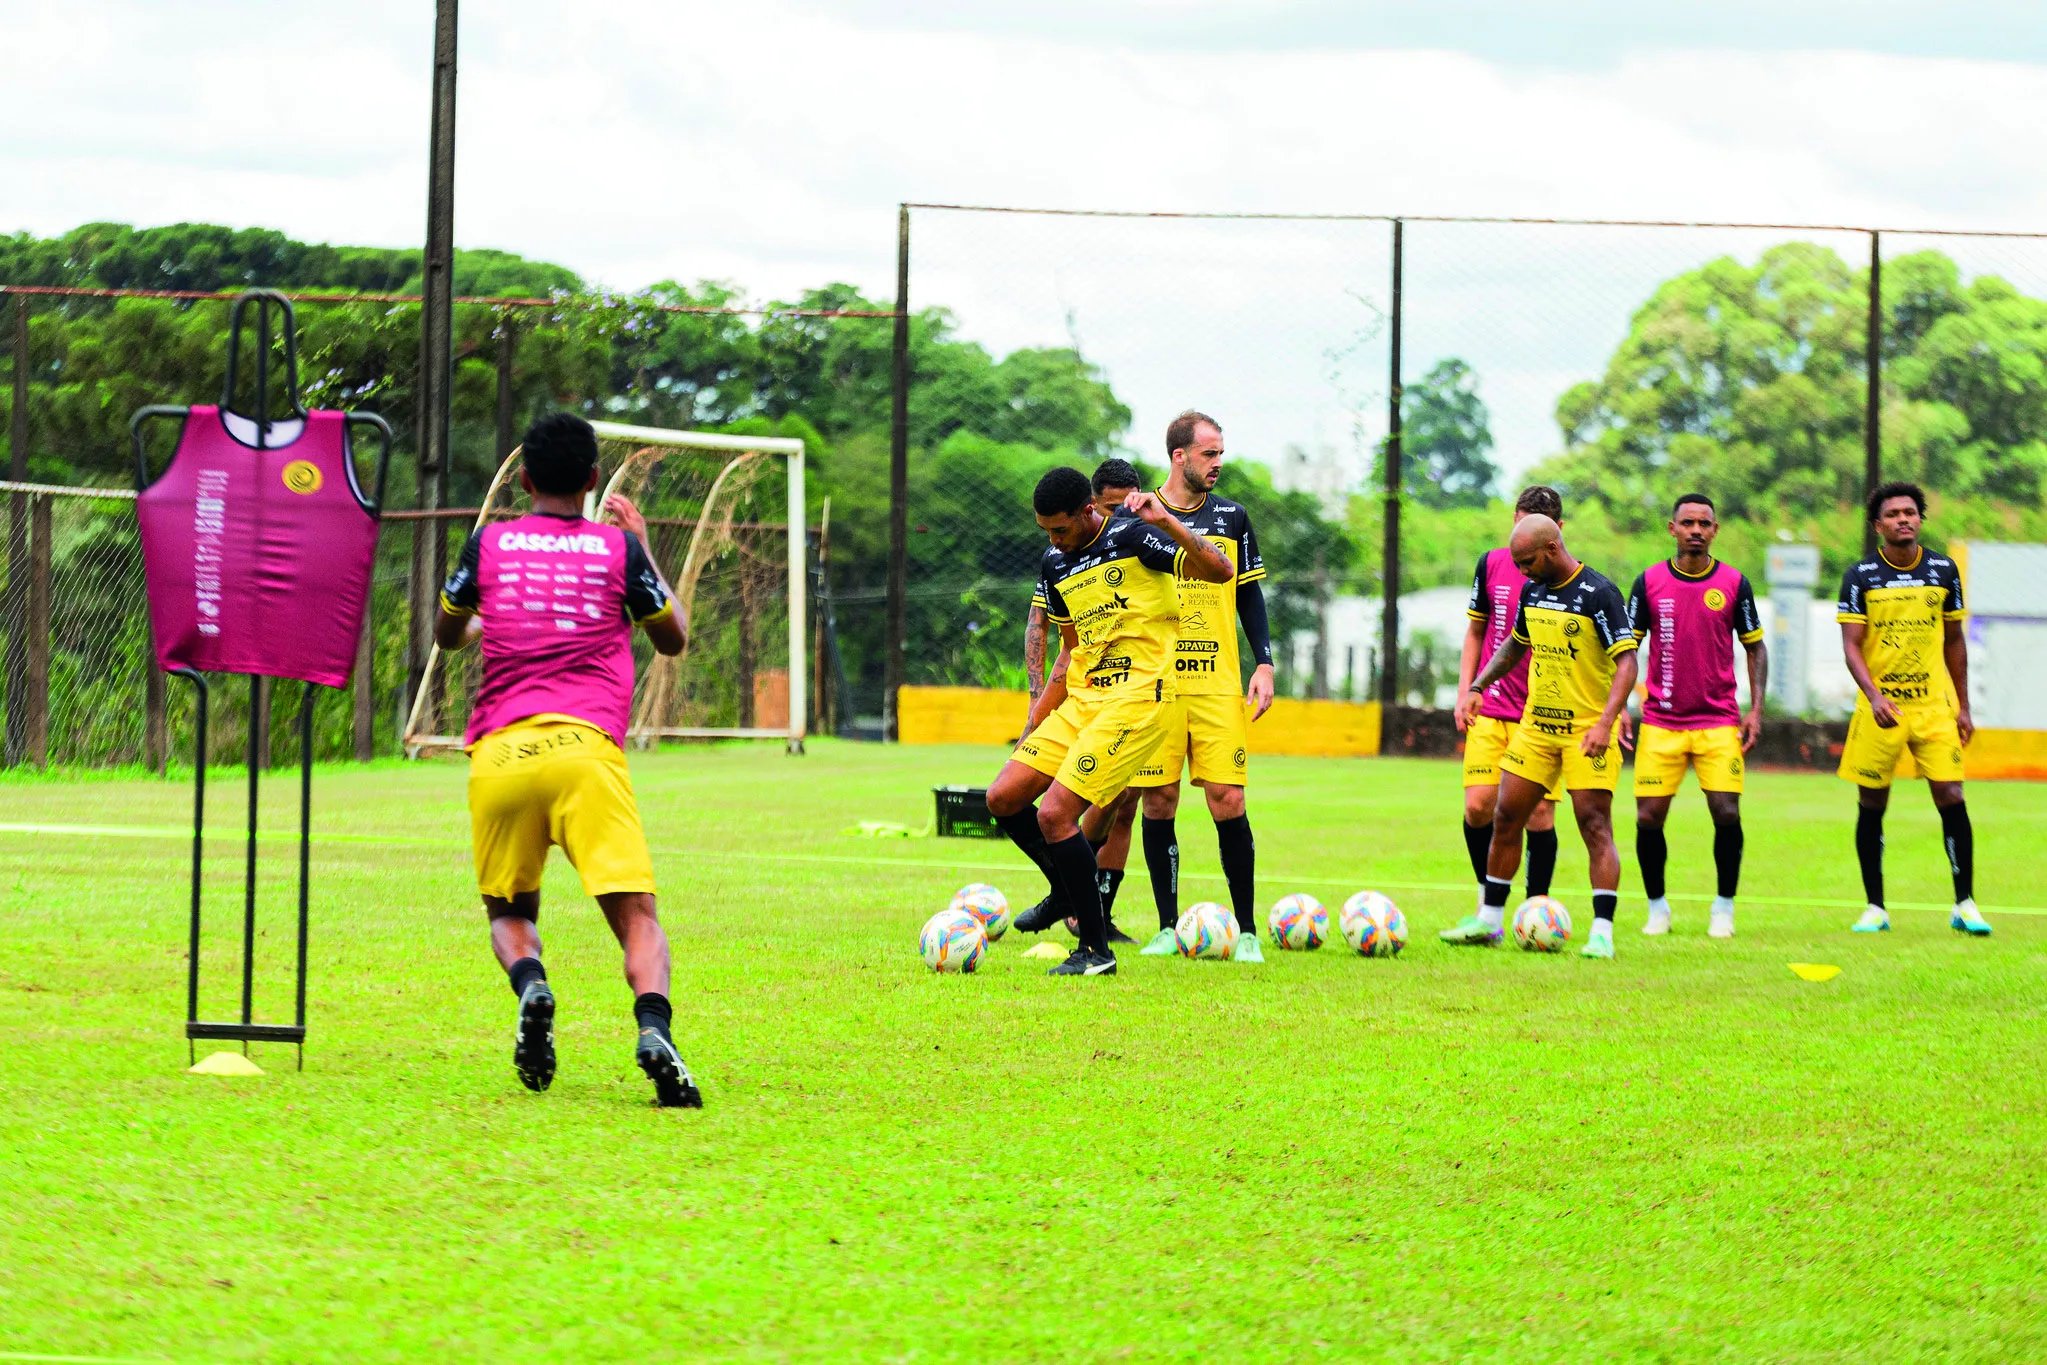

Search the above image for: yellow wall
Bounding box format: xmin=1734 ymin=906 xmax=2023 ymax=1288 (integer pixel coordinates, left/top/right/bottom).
xmin=897 ymin=685 xmax=1383 ymax=759
xmin=1964 ymin=729 xmax=2047 ymax=781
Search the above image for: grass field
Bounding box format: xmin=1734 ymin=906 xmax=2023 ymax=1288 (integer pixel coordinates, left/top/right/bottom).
xmin=4 ymin=741 xmax=2045 ymax=1362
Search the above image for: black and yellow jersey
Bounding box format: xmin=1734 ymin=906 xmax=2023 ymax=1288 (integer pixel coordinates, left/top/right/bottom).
xmin=1836 ymin=546 xmax=1965 ymax=709
xmin=1157 ymin=490 xmax=1261 ymax=695
xmin=1031 ymin=515 xmax=1186 ymax=700
xmin=1511 ymin=564 xmax=1637 ymax=734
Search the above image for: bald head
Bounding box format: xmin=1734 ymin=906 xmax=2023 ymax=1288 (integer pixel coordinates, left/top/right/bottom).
xmin=1508 ymin=513 xmax=1574 ymax=584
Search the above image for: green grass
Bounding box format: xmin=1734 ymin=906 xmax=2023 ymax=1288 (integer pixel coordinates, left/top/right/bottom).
xmin=3 ymin=741 xmax=2045 ymax=1362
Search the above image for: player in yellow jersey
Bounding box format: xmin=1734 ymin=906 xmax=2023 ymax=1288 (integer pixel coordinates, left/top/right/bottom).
xmin=986 ymin=467 xmax=1236 ymax=976
xmin=1837 ymin=481 xmax=1989 ymax=936
xmin=1126 ymin=411 xmax=1276 ymax=962
xmin=1464 ymin=514 xmax=1639 ymax=959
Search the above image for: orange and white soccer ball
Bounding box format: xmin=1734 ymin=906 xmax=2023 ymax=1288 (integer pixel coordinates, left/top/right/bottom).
xmin=919 ymin=908 xmax=987 ymax=973
xmin=1174 ymin=902 xmax=1238 ymax=959
xmin=1513 ymin=897 xmax=1572 ymax=952
xmin=948 ymin=883 xmax=1011 ymax=941
xmin=1340 ymin=891 xmax=1407 ymax=957
xmin=1268 ymin=893 xmax=1328 ymax=950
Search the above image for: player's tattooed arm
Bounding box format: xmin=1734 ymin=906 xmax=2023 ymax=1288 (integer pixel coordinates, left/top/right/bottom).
xmin=1945 ymin=617 xmax=1973 ymax=745
xmin=1840 ymin=622 xmax=1900 ymax=728
xmin=1740 ymin=636 xmax=1769 ymax=750
xmin=1024 ymin=603 xmax=1049 ymax=704
xmin=1025 ymin=627 xmax=1076 ymax=735
xmin=1466 ymin=634 xmax=1527 ymax=697
xmin=1583 ymin=648 xmax=1639 ymax=757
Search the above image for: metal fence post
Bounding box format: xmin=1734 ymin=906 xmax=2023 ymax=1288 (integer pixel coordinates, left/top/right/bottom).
xmin=5 ymin=296 xmax=28 ymax=767
xmin=1863 ymin=230 xmax=1882 ymax=558
xmin=1379 ymin=218 xmax=1404 ymax=718
xmin=26 ymin=492 xmax=50 ymax=767
xmin=885 ymin=203 xmax=910 ymax=741
xmin=353 ymin=614 xmax=375 ymax=761
xmin=495 ymin=316 xmax=518 ymax=459
xmin=145 ymin=631 xmax=167 ymax=772
xmin=410 ymin=0 xmax=459 ymax=744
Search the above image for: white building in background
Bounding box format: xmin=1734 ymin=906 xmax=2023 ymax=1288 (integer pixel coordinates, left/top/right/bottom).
xmin=1960 ymin=543 xmax=2047 ymax=729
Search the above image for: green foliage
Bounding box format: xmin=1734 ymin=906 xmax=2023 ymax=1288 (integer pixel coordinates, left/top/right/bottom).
xmin=1391 ymin=357 xmax=1499 ymax=508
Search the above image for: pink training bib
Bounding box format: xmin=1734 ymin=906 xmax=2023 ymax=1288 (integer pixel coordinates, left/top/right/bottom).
xmin=137 ymin=406 xmax=378 ymax=688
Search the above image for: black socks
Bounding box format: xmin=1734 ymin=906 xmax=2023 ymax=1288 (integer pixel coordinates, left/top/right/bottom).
xmin=997 ymin=807 xmax=1066 ymax=907
xmin=1525 ymin=829 xmax=1558 ymax=899
xmin=1215 ymin=815 xmax=1256 ymax=934
xmin=1482 ymin=876 xmax=1512 ymax=911
xmin=1142 ymin=815 xmax=1179 ymax=931
xmin=1940 ymin=801 xmax=1974 ymax=902
xmin=1636 ymin=825 xmax=1668 ymax=901
xmin=1046 ymin=833 xmax=1108 ymax=953
xmin=1592 ymin=890 xmax=1618 ymax=925
xmin=1462 ymin=820 xmax=1492 ymax=884
xmin=634 ymin=991 xmax=672 ymax=1035
xmin=509 ymin=956 xmax=546 ymax=997
xmin=1856 ymin=806 xmax=1886 ymax=908
xmin=1714 ymin=820 xmax=1744 ymax=899
xmin=1098 ymin=867 xmax=1126 ymax=919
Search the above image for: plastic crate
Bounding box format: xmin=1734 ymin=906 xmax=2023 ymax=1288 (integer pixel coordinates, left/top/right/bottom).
xmin=934 ymin=785 xmax=1003 ymax=838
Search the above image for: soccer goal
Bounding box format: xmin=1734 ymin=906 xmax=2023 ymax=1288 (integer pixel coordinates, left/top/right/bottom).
xmin=403 ymin=420 xmax=807 ymax=755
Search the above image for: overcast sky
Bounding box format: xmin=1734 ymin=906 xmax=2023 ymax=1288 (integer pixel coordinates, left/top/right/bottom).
xmin=6 ymin=0 xmax=2046 ymax=484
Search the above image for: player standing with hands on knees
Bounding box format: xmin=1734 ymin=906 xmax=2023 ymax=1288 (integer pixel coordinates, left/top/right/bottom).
xmin=987 ymin=466 xmax=1236 ymax=977
xmin=1624 ymin=494 xmax=1767 ymax=940
xmin=1835 ymin=481 xmax=1989 ymax=937
xmin=1464 ymin=514 xmax=1639 ymax=958
xmin=436 ymin=412 xmax=703 ymax=1106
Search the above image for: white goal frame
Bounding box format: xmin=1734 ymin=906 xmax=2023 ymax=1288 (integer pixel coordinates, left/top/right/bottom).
xmin=402 ymin=420 xmax=806 ymax=755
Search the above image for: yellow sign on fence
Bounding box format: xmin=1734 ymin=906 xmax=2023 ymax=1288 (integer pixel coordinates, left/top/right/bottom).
xmin=897 ymin=686 xmax=1383 ymax=759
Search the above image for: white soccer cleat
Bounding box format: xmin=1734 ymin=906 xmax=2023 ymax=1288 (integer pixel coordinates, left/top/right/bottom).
xmin=1851 ymin=905 xmax=1891 ymax=934
xmin=1641 ymin=897 xmax=1672 ymax=936
xmin=1708 ymin=896 xmax=1735 ymax=940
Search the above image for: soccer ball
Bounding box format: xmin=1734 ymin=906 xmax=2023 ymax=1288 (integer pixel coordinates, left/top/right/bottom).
xmin=1268 ymin=893 xmax=1327 ymax=950
xmin=1174 ymin=902 xmax=1238 ymax=959
xmin=948 ymin=883 xmax=1011 ymax=941
xmin=919 ymin=908 xmax=987 ymax=973
xmin=1513 ymin=897 xmax=1573 ymax=952
xmin=1340 ymin=891 xmax=1406 ymax=957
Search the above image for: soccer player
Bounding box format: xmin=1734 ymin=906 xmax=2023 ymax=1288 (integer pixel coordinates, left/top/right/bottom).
xmin=1625 ymin=493 xmax=1767 ymax=940
xmin=1836 ymin=481 xmax=1989 ymax=936
xmin=1022 ymin=458 xmax=1143 ymax=940
xmin=1464 ymin=514 xmax=1639 ymax=959
xmin=435 ymin=412 xmax=702 ymax=1107
xmin=1441 ymin=485 xmax=1567 ymax=946
xmin=986 ymin=466 xmax=1235 ymax=976
xmin=1124 ymin=410 xmax=1275 ymax=962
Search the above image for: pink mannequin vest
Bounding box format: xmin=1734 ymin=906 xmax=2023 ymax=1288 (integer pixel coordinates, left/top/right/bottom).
xmin=137 ymin=406 xmax=378 ymax=688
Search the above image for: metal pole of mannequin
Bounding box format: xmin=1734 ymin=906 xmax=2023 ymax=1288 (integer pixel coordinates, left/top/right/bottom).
xmin=1863 ymin=230 xmax=1882 ymax=558
xmin=410 ymin=0 xmax=459 ymax=740
xmin=1379 ymin=219 xmax=1404 ymax=718
xmin=885 ymin=205 xmax=910 ymax=741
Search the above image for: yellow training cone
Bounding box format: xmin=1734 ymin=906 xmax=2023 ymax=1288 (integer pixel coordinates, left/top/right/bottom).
xmin=1788 ymin=963 xmax=1842 ymax=983
xmin=189 ymin=1051 xmax=265 ymax=1076
xmin=1022 ymin=942 xmax=1067 ymax=960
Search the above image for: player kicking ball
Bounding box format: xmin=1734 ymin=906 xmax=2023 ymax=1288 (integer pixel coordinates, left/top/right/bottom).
xmin=1126 ymin=411 xmax=1276 ymax=963
xmin=1623 ymin=493 xmax=1767 ymax=939
xmin=1442 ymin=485 xmax=1568 ymax=946
xmin=987 ymin=467 xmax=1235 ymax=976
xmin=1464 ymin=514 xmax=1639 ymax=959
xmin=1836 ymin=481 xmax=1989 ymax=937
xmin=435 ymin=412 xmax=703 ymax=1107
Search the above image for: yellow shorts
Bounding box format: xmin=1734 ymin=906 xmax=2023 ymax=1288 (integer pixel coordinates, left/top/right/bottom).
xmin=1130 ymin=692 xmax=1250 ymax=788
xmin=467 ymin=717 xmax=656 ymax=899
xmin=1462 ymin=715 xmax=1564 ymax=801
xmin=1500 ymin=721 xmax=1622 ymax=795
xmin=1634 ymin=723 xmax=1745 ymax=796
xmin=1838 ymin=704 xmax=1966 ymax=788
xmin=1013 ymin=690 xmax=1171 ymax=808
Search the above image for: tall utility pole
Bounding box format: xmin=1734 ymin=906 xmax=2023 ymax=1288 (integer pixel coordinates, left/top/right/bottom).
xmin=1863 ymin=231 xmax=1882 ymax=558
xmin=885 ymin=205 xmax=910 ymax=741
xmin=408 ymin=0 xmax=459 ymax=732
xmin=1379 ymin=219 xmax=1404 ymax=716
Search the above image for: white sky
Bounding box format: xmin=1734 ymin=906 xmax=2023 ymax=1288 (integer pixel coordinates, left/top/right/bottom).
xmin=6 ymin=0 xmax=2046 ymax=484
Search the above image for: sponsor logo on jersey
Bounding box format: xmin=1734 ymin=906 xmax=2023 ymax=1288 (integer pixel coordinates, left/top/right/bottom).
xmin=1181 ymin=610 xmax=1209 ymax=632
xmin=1703 ymin=587 xmax=1727 ymax=611
xmin=1104 ymin=565 xmax=1124 ymax=587
xmin=1076 ymin=754 xmax=1098 ymax=775
xmin=281 ymin=459 xmax=323 ymax=495
xmin=500 ymin=529 xmax=611 ymax=555
xmin=1176 ymin=639 xmax=1219 ymax=653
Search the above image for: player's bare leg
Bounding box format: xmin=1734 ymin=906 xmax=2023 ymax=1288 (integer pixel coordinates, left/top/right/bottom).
xmin=594 ymin=890 xmax=699 ymax=1107
xmin=1451 ymin=772 xmax=1549 ymax=946
xmin=1138 ymin=782 xmax=1183 ymax=954
xmin=485 ymin=892 xmax=555 ymax=1093
xmin=1568 ymin=787 xmax=1622 ymax=958
xmin=1463 ymin=785 xmax=1558 ymax=915
xmin=1203 ymin=781 xmax=1263 ymax=962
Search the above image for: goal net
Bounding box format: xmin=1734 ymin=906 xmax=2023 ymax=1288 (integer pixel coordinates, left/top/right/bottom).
xmin=403 ymin=421 xmax=806 ymax=754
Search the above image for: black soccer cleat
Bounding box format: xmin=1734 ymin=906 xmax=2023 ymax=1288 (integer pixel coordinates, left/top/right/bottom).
xmin=636 ymin=1029 xmax=704 ymax=1109
xmin=1104 ymin=920 xmax=1137 ymax=946
xmin=1048 ymin=946 xmax=1118 ymax=977
xmin=513 ymin=979 xmax=556 ymax=1093
xmin=1014 ymin=894 xmax=1065 ymax=934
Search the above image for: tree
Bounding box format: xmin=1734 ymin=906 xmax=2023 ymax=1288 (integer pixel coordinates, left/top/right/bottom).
xmin=1398 ymin=357 xmax=1497 ymax=508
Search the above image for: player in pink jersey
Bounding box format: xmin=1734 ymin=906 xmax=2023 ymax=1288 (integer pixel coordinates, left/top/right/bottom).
xmin=1622 ymin=494 xmax=1766 ymax=940
xmin=435 ymin=413 xmax=702 ymax=1107
xmin=1441 ymin=485 xmax=1566 ymax=946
